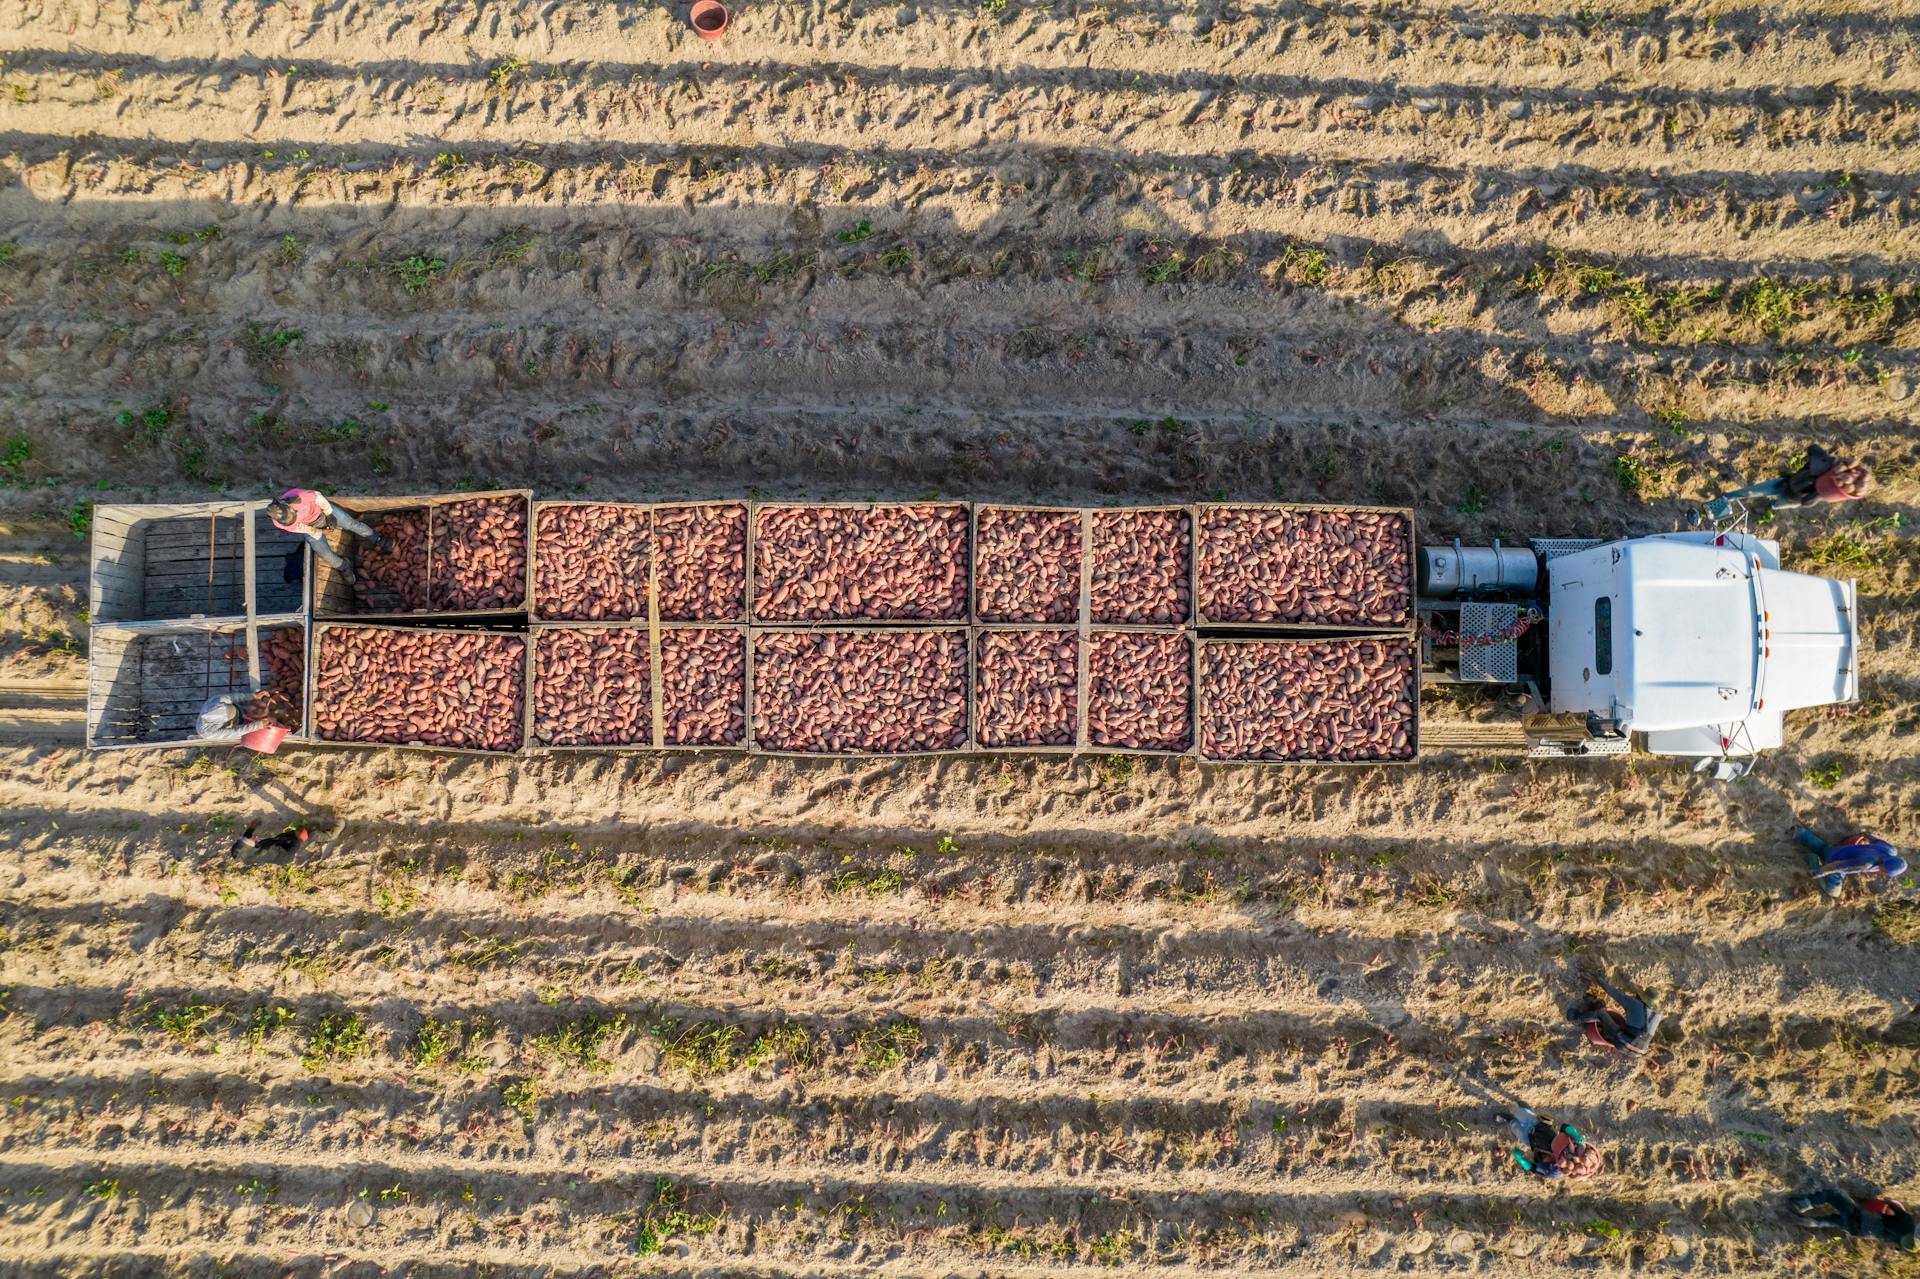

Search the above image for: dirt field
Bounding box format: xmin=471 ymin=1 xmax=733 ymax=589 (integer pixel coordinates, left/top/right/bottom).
xmin=2 ymin=0 xmax=1920 ymax=1274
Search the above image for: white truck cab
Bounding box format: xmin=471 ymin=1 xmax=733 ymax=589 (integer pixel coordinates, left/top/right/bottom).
xmin=1544 ymin=532 xmax=1858 ymax=761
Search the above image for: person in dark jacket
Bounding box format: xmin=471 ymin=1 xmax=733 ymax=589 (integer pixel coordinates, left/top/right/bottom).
xmin=1696 ymin=444 xmax=1870 ymax=524
xmin=1789 ymin=1187 xmax=1917 ymax=1251
xmin=1792 ymin=827 xmax=1908 ymax=900
xmin=230 ymin=820 xmax=310 ymax=856
xmin=1570 ymin=972 xmax=1662 ymax=1056
xmin=1499 ymin=1109 xmax=1602 ymax=1180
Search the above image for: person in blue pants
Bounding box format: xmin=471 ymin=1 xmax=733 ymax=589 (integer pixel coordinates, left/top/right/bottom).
xmin=1792 ymin=827 xmax=1908 ymax=900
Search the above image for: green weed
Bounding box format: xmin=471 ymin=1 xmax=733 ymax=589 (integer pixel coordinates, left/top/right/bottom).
xmin=1143 ymin=251 xmax=1186 ymax=284
xmin=1806 ymin=526 xmax=1886 ymax=573
xmin=0 ymin=435 xmax=28 ymax=484
xmin=276 ymin=235 xmax=304 ymax=267
xmin=488 ymin=57 xmax=528 ymax=91
xmin=301 ymin=1010 xmax=369 ymax=1071
xmin=835 ymin=220 xmax=874 ymax=244
xmin=649 ymin=1019 xmax=817 ymax=1077
xmin=117 ymin=403 xmax=173 ymax=443
xmin=151 ymin=1002 xmax=224 ymax=1049
xmin=391 ymin=255 xmax=446 ymax=294
xmin=881 ymin=246 xmax=913 ymax=273
xmin=84 ymin=1177 xmax=120 ymax=1200
xmin=751 ymin=250 xmax=814 ymax=284
xmin=635 ymin=1178 xmax=720 ymax=1254
xmin=500 ymin=1077 xmax=539 ymax=1122
xmin=482 ymin=224 xmax=536 ymax=266
xmin=828 ymin=855 xmax=911 ymax=895
xmin=851 ymin=1018 xmax=923 ymax=1074
xmin=410 ymin=1016 xmax=455 ymax=1068
xmin=1060 ymin=248 xmax=1105 ymax=281
xmin=243 ymin=1004 xmax=294 ymax=1052
xmin=1873 ymin=901 xmax=1920 ymax=946
xmin=239 ymin=323 xmax=303 ymax=363
xmin=1279 ymin=241 xmax=1330 ymax=286
xmin=1614 ymin=452 xmax=1661 ymax=495
xmin=1804 ymin=757 xmax=1847 ymax=789
xmin=531 ymin=1011 xmax=627 ymax=1072
xmin=67 ymin=500 xmax=93 ymax=538
xmin=157 ymin=251 xmax=189 ymax=278
xmin=1737 ymin=278 xmax=1816 ymax=336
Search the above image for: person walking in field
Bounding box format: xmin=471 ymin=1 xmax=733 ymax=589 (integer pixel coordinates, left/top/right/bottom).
xmin=1791 ymin=826 xmax=1907 ymax=900
xmin=266 ymin=488 xmax=382 ymax=583
xmin=1498 ymin=1108 xmax=1602 ymax=1180
xmin=1569 ymin=971 xmax=1662 ymax=1057
xmin=1789 ymin=1187 xmax=1917 ymax=1251
xmin=230 ymin=819 xmax=311 ymax=856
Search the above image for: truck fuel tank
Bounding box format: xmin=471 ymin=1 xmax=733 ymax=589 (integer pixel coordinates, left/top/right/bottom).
xmin=1419 ymin=540 xmax=1541 ymax=598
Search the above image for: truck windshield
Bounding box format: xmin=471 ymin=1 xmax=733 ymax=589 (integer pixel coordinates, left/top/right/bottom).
xmin=1595 ymin=597 xmax=1613 ymax=675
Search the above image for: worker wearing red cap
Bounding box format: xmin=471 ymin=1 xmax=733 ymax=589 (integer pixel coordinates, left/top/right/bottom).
xmin=266 ymin=488 xmax=381 ymax=583
xmin=1793 ymin=826 xmax=1909 ymax=900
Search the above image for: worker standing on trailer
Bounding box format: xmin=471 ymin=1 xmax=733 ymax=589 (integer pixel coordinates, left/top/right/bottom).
xmin=1696 ymin=445 xmax=1871 ymax=524
xmin=266 ymin=488 xmax=382 ymax=584
xmin=1792 ymin=826 xmax=1908 ymax=900
xmin=1789 ymin=1187 xmax=1918 ymax=1251
xmin=1569 ymin=971 xmax=1662 ymax=1057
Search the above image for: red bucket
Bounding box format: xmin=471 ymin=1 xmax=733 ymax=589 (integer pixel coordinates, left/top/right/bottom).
xmin=690 ymin=0 xmax=728 ymax=38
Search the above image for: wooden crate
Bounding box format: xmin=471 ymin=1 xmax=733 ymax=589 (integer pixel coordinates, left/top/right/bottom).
xmin=1196 ymin=635 xmax=1421 ymax=764
xmin=310 ymin=490 xmax=533 ymax=621
xmin=87 ymin=617 xmax=307 ymax=750
xmin=971 ymin=626 xmax=1081 ymax=754
xmin=749 ymin=626 xmax=972 ymax=756
xmin=307 ymin=622 xmax=529 ymax=755
xmin=749 ymin=501 xmax=971 ymax=625
xmin=1086 ymin=504 xmax=1195 ymax=627
xmin=90 ymin=502 xmax=305 ymax=625
xmin=970 ymin=504 xmax=1084 ymax=626
xmin=528 ymin=622 xmax=749 ymax=752
xmin=1084 ymin=626 xmax=1199 ymax=757
xmin=530 ymin=500 xmax=749 ymax=624
xmin=1192 ymin=502 xmax=1418 ymax=634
